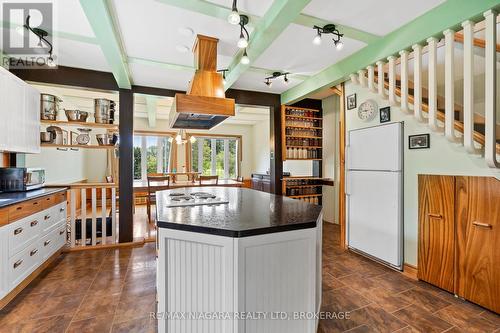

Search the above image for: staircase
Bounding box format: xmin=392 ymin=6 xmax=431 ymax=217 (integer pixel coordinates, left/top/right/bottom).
xmin=349 ymin=9 xmax=500 ymax=167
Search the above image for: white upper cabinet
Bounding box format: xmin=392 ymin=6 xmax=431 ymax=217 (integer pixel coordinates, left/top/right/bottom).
xmin=0 ymin=67 xmax=40 ymax=154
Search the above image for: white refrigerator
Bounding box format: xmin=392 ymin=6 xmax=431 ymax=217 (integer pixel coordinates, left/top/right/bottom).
xmin=346 ymin=122 xmax=403 ymax=270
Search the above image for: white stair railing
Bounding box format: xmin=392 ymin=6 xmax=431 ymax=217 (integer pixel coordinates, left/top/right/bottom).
xmin=399 ymin=50 xmax=410 ymax=113
xmin=484 ymin=9 xmax=499 ymax=167
xmin=68 ymin=183 xmax=118 ymax=248
xmin=462 ymin=20 xmax=482 ymax=154
xmin=387 ymin=56 xmax=397 ymax=106
xmin=376 ymin=61 xmax=387 ymax=99
xmin=444 ymin=29 xmax=461 ymax=142
xmin=412 ymin=44 xmax=425 ymax=122
xmin=358 ymin=69 xmax=367 ymax=87
xmin=367 ymin=65 xmax=376 ymax=92
xmin=427 ymin=37 xmax=443 ymax=133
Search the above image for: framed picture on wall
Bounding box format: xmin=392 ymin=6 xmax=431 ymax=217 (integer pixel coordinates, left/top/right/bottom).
xmin=380 ymin=106 xmax=391 ymax=123
xmin=346 ymin=93 xmax=357 ymax=110
xmin=408 ymin=134 xmax=430 ymax=149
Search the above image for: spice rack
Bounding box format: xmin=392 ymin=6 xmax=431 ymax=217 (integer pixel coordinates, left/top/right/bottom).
xmin=281 ymin=106 xmax=322 ymax=160
xmin=282 ymin=177 xmax=322 ymax=205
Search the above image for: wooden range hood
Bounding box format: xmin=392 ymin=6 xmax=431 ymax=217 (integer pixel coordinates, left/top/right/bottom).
xmin=169 ymin=35 xmax=235 ymax=129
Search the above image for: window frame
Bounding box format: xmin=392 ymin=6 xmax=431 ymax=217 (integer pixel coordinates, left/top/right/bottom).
xmin=186 ymin=133 xmax=242 ymax=179
xmin=133 ymin=130 xmax=176 ymax=180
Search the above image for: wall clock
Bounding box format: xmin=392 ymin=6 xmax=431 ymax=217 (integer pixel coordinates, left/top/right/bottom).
xmin=357 ymin=99 xmax=378 ymax=121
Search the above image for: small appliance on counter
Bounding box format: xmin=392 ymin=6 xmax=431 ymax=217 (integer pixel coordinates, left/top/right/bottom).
xmin=40 ymin=94 xmax=62 ymax=120
xmin=94 ymin=98 xmax=116 ymax=124
xmin=0 ymin=167 xmax=45 ymax=192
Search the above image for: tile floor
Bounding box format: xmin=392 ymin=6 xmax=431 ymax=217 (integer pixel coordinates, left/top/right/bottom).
xmin=0 ymin=222 xmax=498 ymax=332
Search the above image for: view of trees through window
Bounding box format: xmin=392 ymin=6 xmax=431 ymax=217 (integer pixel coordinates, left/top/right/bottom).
xmin=191 ymin=137 xmax=239 ymax=179
xmin=133 ymin=135 xmax=172 ymax=180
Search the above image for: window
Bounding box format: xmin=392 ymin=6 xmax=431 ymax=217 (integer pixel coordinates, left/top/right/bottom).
xmin=191 ymin=136 xmax=240 ymax=179
xmin=133 ymin=134 xmax=172 ymax=180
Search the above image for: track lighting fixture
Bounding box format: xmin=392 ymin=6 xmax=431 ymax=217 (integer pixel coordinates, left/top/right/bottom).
xmin=312 ymin=24 xmax=344 ymax=49
xmin=240 ymin=49 xmax=250 ymax=64
xmin=227 ymin=0 xmax=240 ymax=25
xmin=264 ymin=72 xmax=290 ymax=87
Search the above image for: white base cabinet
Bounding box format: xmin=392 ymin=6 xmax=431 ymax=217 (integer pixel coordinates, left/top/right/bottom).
xmin=157 ymin=220 xmax=322 ymax=333
xmin=0 ymin=201 xmax=66 ymax=300
xmin=0 ymin=66 xmax=40 ymax=154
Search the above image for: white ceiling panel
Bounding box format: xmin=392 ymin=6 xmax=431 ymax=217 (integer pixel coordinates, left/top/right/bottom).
xmin=111 ymin=0 xmax=246 ymax=68
xmin=129 ymin=61 xmax=194 ymax=91
xmin=231 ymin=70 xmax=302 ymax=94
xmin=55 ymin=0 xmax=95 ymax=37
xmin=55 ymin=39 xmax=110 ymax=72
xmin=302 ymin=0 xmax=445 ymax=36
xmin=205 ymin=0 xmax=272 ymax=17
xmin=252 ymin=23 xmax=366 ymax=76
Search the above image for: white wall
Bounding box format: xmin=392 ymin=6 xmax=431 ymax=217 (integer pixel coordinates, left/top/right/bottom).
xmin=25 ymin=148 xmax=86 ymax=183
xmin=252 ymin=119 xmax=270 ymax=174
xmin=345 ymin=80 xmax=500 ymax=266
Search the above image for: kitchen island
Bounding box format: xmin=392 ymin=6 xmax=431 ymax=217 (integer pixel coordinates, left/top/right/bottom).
xmin=156 ymin=187 xmax=323 ymax=333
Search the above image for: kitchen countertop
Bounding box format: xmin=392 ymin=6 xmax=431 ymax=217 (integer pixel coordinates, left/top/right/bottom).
xmin=156 ymin=187 xmax=323 ymax=237
xmin=0 ymin=187 xmax=67 ymax=208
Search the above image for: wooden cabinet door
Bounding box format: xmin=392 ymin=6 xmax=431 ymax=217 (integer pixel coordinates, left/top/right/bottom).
xmin=456 ymin=176 xmax=500 ymax=313
xmin=417 ymin=175 xmax=455 ymax=293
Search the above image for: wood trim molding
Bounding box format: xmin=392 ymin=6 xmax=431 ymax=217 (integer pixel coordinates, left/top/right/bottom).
xmin=133 ymin=130 xmax=176 ymax=137
xmin=0 ymin=248 xmax=64 ymax=310
xmin=403 ymin=263 xmax=418 ymax=280
xmin=338 ymin=83 xmax=346 ymax=249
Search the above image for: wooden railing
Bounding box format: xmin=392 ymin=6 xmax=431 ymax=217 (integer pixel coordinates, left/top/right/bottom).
xmin=351 ymin=9 xmax=500 ymax=168
xmin=66 ymin=183 xmax=118 ymax=248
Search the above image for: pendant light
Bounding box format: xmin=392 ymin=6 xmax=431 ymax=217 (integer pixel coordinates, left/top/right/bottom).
xmin=227 ymin=0 xmax=240 ymax=25
xmin=240 ymin=49 xmax=250 ymax=64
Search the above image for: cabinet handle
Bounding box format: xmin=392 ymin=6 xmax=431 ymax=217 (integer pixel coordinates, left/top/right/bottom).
xmin=44 ymin=215 xmax=51 ymax=220
xmin=13 ymin=259 xmax=23 ymax=269
xmin=428 ymin=213 xmax=443 ymax=219
xmin=30 ymin=249 xmax=38 ymax=256
xmin=30 ymin=220 xmax=38 ymax=227
xmin=14 ymin=227 xmax=23 ymax=235
xmin=472 ymin=221 xmax=492 ymax=229
xmin=59 ymin=229 xmax=65 ymax=235
xmin=33 ymin=202 xmax=39 ymax=205
xmin=46 ymin=197 xmax=51 ymax=201
xmin=57 ymin=148 xmax=68 ymax=151
xmin=16 ymin=206 xmax=22 ymax=211
xmin=44 ymin=240 xmax=51 ymax=246
xmin=60 ymin=207 xmax=65 ymax=212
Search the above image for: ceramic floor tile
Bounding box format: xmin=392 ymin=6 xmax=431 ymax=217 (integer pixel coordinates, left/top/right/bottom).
xmin=66 ymin=315 xmax=114 ymax=333
xmin=393 ymin=304 xmax=453 ymax=333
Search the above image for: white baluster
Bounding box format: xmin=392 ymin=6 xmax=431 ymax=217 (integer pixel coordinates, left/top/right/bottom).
xmin=349 ymin=73 xmax=359 ymax=85
xmin=399 ymin=50 xmax=410 ymax=112
xmin=412 ymin=44 xmax=425 ymax=122
xmin=81 ymin=188 xmax=86 ymax=246
xmin=101 ymin=188 xmax=107 ymax=245
xmin=376 ymin=61 xmax=387 ymax=99
xmin=427 ymin=37 xmax=443 ymax=133
xmin=444 ymin=29 xmax=461 ymax=142
xmin=484 ymin=10 xmax=499 ymax=167
xmin=70 ymin=189 xmax=76 ymax=247
xmin=91 ymin=188 xmax=97 ymax=246
xmin=387 ymin=56 xmax=397 ymax=106
xmin=111 ymin=187 xmax=117 ymax=243
xmin=462 ymin=20 xmax=481 ymax=154
xmin=367 ymin=65 xmax=376 ymax=92
xmin=358 ymin=69 xmax=367 ymax=87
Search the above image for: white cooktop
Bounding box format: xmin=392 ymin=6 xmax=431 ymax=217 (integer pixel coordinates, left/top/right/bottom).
xmin=165 ymin=192 xmax=229 ymax=208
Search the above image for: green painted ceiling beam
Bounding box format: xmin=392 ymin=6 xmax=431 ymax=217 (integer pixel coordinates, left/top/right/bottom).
xmin=79 ymin=0 xmax=131 ymax=89
xmin=224 ymin=0 xmax=313 ymax=89
xmin=281 ymin=0 xmax=500 ymax=104
xmin=145 ymin=96 xmax=157 ymax=127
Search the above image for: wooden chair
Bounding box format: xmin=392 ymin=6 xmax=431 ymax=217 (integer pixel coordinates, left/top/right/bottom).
xmin=146 ymin=175 xmax=170 ymax=223
xmin=199 ymin=175 xmax=218 ymax=186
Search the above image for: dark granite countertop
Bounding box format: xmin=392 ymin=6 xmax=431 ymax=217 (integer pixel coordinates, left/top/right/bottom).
xmin=0 ymin=187 xmax=67 ymax=208
xmin=156 ymin=187 xmax=323 ymax=237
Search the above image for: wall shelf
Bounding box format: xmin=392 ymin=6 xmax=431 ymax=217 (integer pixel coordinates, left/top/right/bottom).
xmin=41 ymin=120 xmax=118 ymax=130
xmin=41 ymin=144 xmax=117 ymax=149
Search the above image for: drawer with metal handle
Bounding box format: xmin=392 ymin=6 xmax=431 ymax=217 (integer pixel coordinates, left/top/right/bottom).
xmin=8 ymin=244 xmax=40 ymax=289
xmin=41 ymin=203 xmax=65 ymax=235
xmin=40 ymin=225 xmax=64 ymax=261
xmin=8 ymin=212 xmax=43 ymax=257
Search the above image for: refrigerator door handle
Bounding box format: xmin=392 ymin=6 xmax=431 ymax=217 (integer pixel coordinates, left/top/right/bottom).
xmin=345 ymin=173 xmax=351 ymax=196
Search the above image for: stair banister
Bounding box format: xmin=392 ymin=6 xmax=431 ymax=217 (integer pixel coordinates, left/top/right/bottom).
xmin=387 ymin=56 xmax=397 ymax=106
xmin=349 ymin=73 xmax=359 ymax=85
xmin=399 ymin=50 xmax=410 ymax=113
xmin=358 ymin=69 xmax=367 ymax=87
xmin=462 ymin=20 xmax=481 ymax=154
xmin=376 ymin=61 xmax=387 ymax=99
xmin=484 ymin=10 xmax=499 ymax=168
xmin=367 ymin=65 xmax=376 ymax=93
xmin=427 ymin=37 xmax=443 ymax=133
xmin=411 ymin=44 xmax=425 ymax=122
xmin=444 ymin=29 xmax=461 ymax=142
